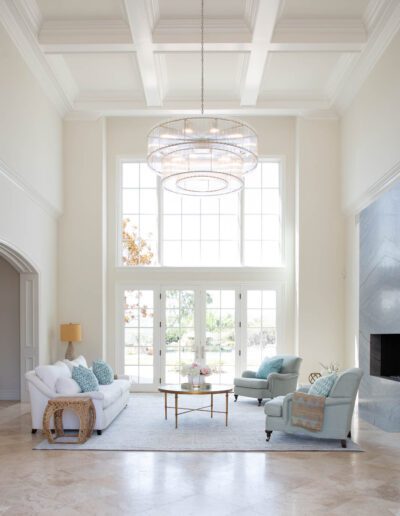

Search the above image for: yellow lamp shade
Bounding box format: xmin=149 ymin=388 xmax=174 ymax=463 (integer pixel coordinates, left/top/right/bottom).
xmin=60 ymin=323 xmax=82 ymax=342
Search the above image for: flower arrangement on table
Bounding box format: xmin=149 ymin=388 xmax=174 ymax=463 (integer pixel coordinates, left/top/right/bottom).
xmin=181 ymin=362 xmax=212 ymax=387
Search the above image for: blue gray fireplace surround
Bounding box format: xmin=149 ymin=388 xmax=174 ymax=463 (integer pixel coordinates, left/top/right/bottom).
xmin=359 ymin=181 xmax=400 ymax=431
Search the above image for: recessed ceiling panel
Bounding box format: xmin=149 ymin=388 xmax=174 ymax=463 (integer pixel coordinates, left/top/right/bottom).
xmin=260 ymin=52 xmax=342 ymax=95
xmin=280 ymin=0 xmax=369 ymax=19
xmin=160 ymin=52 xmax=246 ymax=101
xmin=158 ymin=0 xmax=246 ymax=19
xmin=62 ymin=53 xmax=143 ymax=94
xmin=36 ymin=0 xmax=126 ymax=20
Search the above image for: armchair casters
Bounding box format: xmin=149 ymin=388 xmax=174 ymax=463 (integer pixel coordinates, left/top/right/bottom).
xmin=265 ymin=430 xmax=272 ymax=441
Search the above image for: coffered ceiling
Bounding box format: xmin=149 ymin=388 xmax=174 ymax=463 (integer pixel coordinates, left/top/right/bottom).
xmin=1 ymin=0 xmax=400 ymax=119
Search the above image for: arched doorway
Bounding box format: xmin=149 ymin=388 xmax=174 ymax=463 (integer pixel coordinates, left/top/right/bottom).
xmin=0 ymin=241 xmax=38 ymax=402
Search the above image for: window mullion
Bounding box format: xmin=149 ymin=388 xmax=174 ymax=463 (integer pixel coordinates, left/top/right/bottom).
xmin=158 ymin=176 xmax=163 ymax=266
xmin=240 ymin=188 xmax=245 ymax=266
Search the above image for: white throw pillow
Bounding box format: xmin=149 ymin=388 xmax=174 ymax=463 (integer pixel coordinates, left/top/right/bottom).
xmin=35 ymin=361 xmax=71 ymax=392
xmin=55 ymin=377 xmax=82 ymax=395
xmin=63 ymin=355 xmax=88 ymax=372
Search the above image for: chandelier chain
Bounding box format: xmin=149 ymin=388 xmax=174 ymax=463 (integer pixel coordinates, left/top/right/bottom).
xmin=201 ymin=0 xmax=204 ymax=115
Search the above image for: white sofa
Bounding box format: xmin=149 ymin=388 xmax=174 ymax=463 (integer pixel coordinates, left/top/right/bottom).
xmin=25 ymin=357 xmax=130 ymax=435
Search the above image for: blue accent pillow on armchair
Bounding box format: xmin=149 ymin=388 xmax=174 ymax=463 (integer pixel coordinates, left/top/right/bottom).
xmin=256 ymin=357 xmax=284 ymax=379
xmin=309 ymin=373 xmax=337 ymax=397
xmin=72 ymin=365 xmax=99 ymax=392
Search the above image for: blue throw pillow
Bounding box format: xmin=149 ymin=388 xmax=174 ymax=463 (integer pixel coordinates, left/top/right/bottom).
xmin=256 ymin=357 xmax=283 ymax=379
xmin=309 ymin=373 xmax=337 ymax=397
xmin=93 ymin=359 xmax=114 ymax=385
xmin=72 ymin=365 xmax=99 ymax=392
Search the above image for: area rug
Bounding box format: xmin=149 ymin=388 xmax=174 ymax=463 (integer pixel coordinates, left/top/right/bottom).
xmin=34 ymin=394 xmax=362 ymax=452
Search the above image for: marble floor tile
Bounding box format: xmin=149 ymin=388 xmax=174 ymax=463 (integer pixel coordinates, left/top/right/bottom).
xmin=0 ymin=402 xmax=400 ymax=515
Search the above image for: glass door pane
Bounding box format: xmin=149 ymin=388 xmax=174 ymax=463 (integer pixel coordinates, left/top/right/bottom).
xmin=246 ymin=290 xmax=277 ymax=370
xmin=164 ymin=289 xmax=196 ymax=384
xmin=124 ymin=289 xmax=155 ymax=384
xmin=205 ymin=290 xmax=236 ymax=384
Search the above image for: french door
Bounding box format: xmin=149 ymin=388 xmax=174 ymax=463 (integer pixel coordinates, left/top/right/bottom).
xmin=120 ymin=284 xmax=280 ymax=391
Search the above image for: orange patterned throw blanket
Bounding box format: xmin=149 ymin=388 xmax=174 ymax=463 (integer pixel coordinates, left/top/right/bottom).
xmin=291 ymin=392 xmax=325 ymax=432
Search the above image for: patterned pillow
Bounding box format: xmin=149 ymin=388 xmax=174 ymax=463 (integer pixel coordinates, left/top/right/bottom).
xmin=256 ymin=357 xmax=284 ymax=379
xmin=72 ymin=365 xmax=99 ymax=392
xmin=309 ymin=373 xmax=337 ymax=397
xmin=93 ymin=359 xmax=114 ymax=385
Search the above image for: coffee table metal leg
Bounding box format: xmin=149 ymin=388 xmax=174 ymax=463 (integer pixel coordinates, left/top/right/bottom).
xmin=225 ymin=393 xmax=228 ymax=426
xmin=164 ymin=392 xmax=167 ymax=420
xmin=211 ymin=393 xmax=213 ymax=418
xmin=175 ymin=393 xmax=178 ymax=429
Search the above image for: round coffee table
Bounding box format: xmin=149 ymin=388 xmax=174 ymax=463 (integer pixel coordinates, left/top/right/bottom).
xmin=159 ymin=384 xmax=233 ymax=428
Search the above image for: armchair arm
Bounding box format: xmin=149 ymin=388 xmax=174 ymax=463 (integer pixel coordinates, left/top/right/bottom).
xmin=282 ymin=394 xmax=352 ymax=423
xmin=296 ymin=384 xmax=311 ymax=393
xmin=268 ymin=372 xmax=299 ymax=397
xmin=241 ymin=370 xmax=257 ymax=378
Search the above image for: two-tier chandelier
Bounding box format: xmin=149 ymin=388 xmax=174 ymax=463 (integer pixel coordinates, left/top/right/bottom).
xmin=147 ymin=0 xmax=258 ymax=196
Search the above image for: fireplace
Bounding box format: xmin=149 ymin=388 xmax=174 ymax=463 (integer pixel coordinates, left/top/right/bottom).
xmin=370 ymin=334 xmax=400 ymax=382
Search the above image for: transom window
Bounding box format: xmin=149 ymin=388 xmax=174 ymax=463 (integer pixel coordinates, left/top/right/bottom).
xmin=119 ymin=160 xmax=282 ymax=267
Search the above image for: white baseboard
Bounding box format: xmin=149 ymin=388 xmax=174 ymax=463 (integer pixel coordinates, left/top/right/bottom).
xmin=0 ymin=389 xmax=20 ymax=400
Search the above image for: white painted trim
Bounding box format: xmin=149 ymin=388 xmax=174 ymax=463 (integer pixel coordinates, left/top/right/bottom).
xmin=345 ymin=159 xmax=400 ymax=215
xmin=0 ymin=241 xmax=39 ymax=403
xmin=335 ymin=0 xmax=400 ymax=113
xmin=0 ymin=0 xmax=71 ymax=116
xmin=0 ymin=389 xmax=20 ymax=401
xmin=0 ymin=157 xmax=61 ymax=219
xmin=39 ymin=19 xmax=132 ymax=45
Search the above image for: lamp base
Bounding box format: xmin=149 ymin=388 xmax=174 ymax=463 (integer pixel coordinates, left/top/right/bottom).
xmin=65 ymin=342 xmax=75 ymax=361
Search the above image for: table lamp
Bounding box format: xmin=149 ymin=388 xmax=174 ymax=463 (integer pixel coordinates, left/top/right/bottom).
xmin=60 ymin=323 xmax=82 ymax=360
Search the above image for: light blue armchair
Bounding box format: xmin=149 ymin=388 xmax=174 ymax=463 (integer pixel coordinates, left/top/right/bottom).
xmin=234 ymin=355 xmax=302 ymax=406
xmin=264 ymin=367 xmax=363 ymax=448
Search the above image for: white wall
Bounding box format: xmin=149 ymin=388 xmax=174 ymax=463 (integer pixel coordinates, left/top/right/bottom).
xmin=0 ymin=256 xmax=20 ymax=399
xmin=341 ymin=28 xmax=400 ymax=368
xmin=59 ymin=119 xmax=107 ymax=363
xmin=0 ymin=24 xmax=62 ymax=365
xmin=297 ymin=118 xmax=345 ymax=376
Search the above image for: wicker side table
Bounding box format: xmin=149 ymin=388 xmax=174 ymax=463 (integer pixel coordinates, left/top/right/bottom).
xmin=42 ymin=397 xmax=95 ymax=444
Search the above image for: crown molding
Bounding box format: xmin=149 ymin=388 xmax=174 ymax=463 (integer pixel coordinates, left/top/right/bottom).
xmin=344 ymin=159 xmax=400 ymax=215
xmin=39 ymin=19 xmax=132 ymax=45
xmin=0 ymin=0 xmax=71 ymax=116
xmin=18 ymin=0 xmax=42 ymax=34
xmin=335 ymin=0 xmax=400 ymax=113
xmin=0 ymin=156 xmax=61 ymax=219
xmin=325 ymin=54 xmax=358 ymax=100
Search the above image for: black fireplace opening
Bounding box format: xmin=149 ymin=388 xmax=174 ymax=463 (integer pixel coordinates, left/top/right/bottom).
xmin=370 ymin=334 xmax=400 ymax=382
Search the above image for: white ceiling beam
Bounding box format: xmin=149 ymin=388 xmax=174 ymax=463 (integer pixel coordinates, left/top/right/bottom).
xmin=124 ymin=0 xmax=162 ymax=107
xmin=240 ymin=0 xmax=281 ymax=106
xmin=37 ymin=18 xmax=366 ymax=54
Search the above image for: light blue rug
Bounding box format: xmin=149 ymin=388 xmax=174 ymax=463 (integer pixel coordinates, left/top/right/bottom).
xmin=34 ymin=394 xmax=362 ymax=452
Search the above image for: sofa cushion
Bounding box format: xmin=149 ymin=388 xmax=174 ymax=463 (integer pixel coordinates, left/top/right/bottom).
xmin=35 ymin=361 xmax=71 ymax=391
xmin=99 ymin=381 xmax=127 ymax=409
xmin=72 ymin=365 xmax=99 ymax=392
xmin=55 ymin=377 xmax=81 ymax=395
xmin=93 ymin=359 xmax=114 ymax=385
xmin=63 ymin=355 xmax=88 ymax=372
xmin=264 ymin=396 xmax=284 ymax=417
xmin=256 ymin=357 xmax=283 ymax=379
xmin=309 ymin=373 xmax=337 ymax=397
xmin=234 ymin=377 xmax=270 ymax=390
